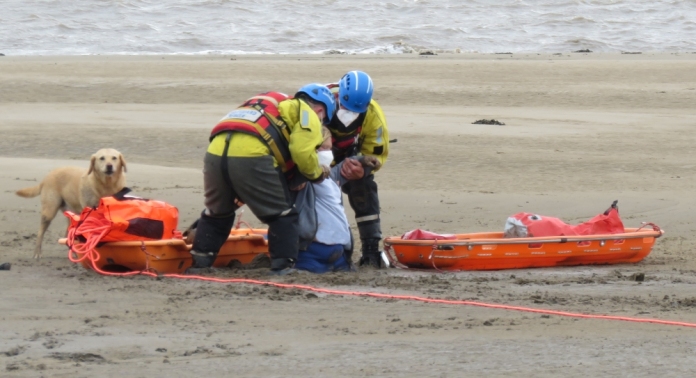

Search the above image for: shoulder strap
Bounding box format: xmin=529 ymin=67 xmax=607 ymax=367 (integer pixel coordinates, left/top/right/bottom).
xmin=249 ymin=103 xmax=292 ymax=171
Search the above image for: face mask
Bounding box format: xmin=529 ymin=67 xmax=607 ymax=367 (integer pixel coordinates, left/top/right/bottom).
xmin=336 ymin=108 xmax=360 ymax=127
xmin=317 ymin=150 xmax=334 ymax=167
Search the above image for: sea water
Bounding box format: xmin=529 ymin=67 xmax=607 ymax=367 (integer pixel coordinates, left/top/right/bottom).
xmin=2 ymin=0 xmax=695 ymax=55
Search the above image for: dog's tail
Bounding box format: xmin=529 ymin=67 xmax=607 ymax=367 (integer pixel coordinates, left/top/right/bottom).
xmin=15 ymin=184 xmax=42 ymax=198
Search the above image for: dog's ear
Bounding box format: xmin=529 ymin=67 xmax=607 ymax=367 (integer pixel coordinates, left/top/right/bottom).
xmin=119 ymin=154 xmax=127 ymax=173
xmin=87 ymin=155 xmax=96 ymax=175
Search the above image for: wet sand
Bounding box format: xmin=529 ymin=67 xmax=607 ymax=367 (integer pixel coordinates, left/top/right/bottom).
xmin=1 ymin=53 xmax=696 ymax=377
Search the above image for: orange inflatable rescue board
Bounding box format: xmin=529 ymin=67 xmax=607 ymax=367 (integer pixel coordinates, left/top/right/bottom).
xmin=384 ymin=202 xmax=664 ymax=271
xmin=60 ymin=189 xmax=269 ymax=274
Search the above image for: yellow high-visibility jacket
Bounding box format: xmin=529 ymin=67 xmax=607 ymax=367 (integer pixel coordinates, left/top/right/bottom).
xmin=328 ymin=99 xmax=389 ymax=170
xmin=207 ymin=98 xmax=324 ymax=181
xmin=357 ymin=100 xmax=389 ymax=169
xmin=327 ymin=82 xmax=389 ymax=171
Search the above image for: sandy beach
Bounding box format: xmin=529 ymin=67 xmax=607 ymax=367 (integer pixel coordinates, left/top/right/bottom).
xmin=1 ymin=53 xmax=696 ymax=377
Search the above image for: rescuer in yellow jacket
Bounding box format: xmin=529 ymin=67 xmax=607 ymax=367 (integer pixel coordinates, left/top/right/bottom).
xmin=187 ymin=84 xmax=336 ymax=275
xmin=326 ymin=71 xmax=389 ymax=268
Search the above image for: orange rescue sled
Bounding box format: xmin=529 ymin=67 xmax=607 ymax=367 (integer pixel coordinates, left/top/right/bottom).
xmin=383 ymin=225 xmax=663 ymax=271
xmin=59 ymin=228 xmax=269 ymax=274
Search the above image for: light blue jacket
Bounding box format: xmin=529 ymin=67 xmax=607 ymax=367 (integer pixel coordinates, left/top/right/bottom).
xmin=296 ymin=161 xmax=352 ymax=251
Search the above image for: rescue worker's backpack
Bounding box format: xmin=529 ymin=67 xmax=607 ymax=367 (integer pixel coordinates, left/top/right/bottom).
xmin=66 ymin=188 xmax=179 ymax=243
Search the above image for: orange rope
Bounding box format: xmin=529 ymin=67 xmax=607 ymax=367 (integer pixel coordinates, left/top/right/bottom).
xmin=146 ymin=272 xmax=696 ymax=329
xmin=66 ymin=215 xmax=109 ymax=264
xmin=67 ymin=213 xmax=141 ymax=276
xmin=66 ymin=221 xmax=696 ymax=330
xmin=234 ymin=208 xmax=254 ymax=230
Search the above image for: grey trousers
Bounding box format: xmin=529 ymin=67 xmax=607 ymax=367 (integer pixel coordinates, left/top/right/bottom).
xmin=203 ymin=153 xmax=294 ymax=221
xmin=191 ymin=152 xmax=298 ymax=269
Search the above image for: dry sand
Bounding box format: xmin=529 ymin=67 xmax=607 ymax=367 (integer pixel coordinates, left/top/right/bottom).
xmin=1 ymin=53 xmax=696 ymax=377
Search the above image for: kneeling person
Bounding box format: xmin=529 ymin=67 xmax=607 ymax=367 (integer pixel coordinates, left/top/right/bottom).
xmin=295 ymin=127 xmax=380 ymax=273
xmin=188 ymin=84 xmax=335 ymax=275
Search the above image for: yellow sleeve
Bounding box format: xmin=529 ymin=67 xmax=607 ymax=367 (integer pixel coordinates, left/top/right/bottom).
xmin=278 ymin=99 xmax=324 ymax=180
xmin=359 ymin=100 xmax=389 ymax=170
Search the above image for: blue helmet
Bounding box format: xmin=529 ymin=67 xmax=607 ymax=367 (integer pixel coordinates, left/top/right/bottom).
xmin=295 ymin=83 xmax=336 ymax=125
xmin=338 ymin=70 xmax=374 ymax=113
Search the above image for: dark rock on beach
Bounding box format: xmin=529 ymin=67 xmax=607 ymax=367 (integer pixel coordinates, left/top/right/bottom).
xmin=472 ymin=119 xmax=505 ymax=126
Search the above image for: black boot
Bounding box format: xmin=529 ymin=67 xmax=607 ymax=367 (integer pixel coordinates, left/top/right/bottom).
xmin=358 ymin=238 xmax=382 ymax=269
xmin=187 ymin=210 xmax=235 ymax=271
xmin=265 ymin=210 xmax=299 ymax=274
xmin=356 ymin=220 xmax=382 ymax=269
xmin=188 ymin=250 xmax=217 ymax=273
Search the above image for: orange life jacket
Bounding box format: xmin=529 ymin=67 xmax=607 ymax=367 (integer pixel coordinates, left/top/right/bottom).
xmin=66 ymin=189 xmax=179 ymax=243
xmin=210 ymin=92 xmax=296 ymax=173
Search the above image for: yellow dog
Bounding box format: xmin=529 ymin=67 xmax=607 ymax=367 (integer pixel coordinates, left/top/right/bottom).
xmin=16 ymin=148 xmax=127 ymax=259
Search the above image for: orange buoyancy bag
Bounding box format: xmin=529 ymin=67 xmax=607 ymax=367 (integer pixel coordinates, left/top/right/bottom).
xmin=504 ymin=200 xmax=624 ymax=238
xmin=66 ymin=188 xmax=179 ymax=243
